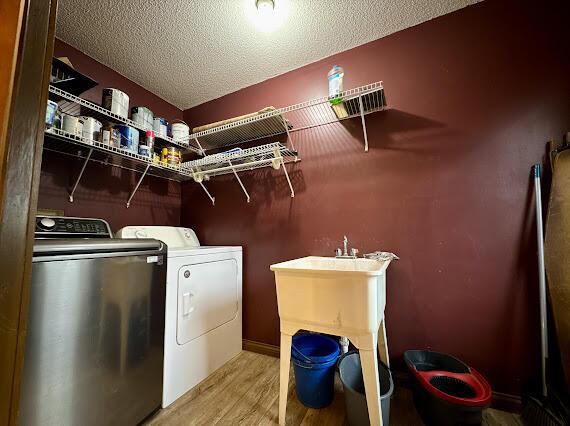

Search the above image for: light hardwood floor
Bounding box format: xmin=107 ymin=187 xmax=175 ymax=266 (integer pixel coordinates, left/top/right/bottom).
xmin=146 ymin=351 xmax=522 ymax=426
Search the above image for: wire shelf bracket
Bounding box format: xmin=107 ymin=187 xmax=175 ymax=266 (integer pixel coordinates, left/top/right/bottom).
xmin=44 ymin=128 xmax=195 ymax=207
xmin=281 ymin=158 xmax=295 ymax=198
xmin=126 ymin=164 xmax=150 ymax=208
xmin=199 ymin=182 xmax=215 ymax=205
xmin=358 ymin=95 xmax=369 ymax=152
xmin=228 ymin=160 xmax=250 ymax=203
xmin=69 ymin=148 xmax=93 ymax=202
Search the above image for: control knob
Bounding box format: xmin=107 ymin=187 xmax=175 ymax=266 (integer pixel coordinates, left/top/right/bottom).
xmin=38 ymin=217 xmax=56 ymax=230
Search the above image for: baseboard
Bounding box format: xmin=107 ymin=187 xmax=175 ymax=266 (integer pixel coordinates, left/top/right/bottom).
xmin=492 ymin=391 xmax=522 ymax=413
xmin=242 ymin=339 xmax=522 ymax=413
xmin=243 ymin=339 xmax=280 ymax=358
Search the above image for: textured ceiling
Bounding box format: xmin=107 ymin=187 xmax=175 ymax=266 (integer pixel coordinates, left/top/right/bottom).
xmin=56 ymin=0 xmax=481 ymax=110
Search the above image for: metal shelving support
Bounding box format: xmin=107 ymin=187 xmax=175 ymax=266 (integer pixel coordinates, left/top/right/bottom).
xmin=280 ymin=115 xmax=295 ymax=152
xmin=69 ymin=148 xmax=93 ymax=202
xmin=358 ymin=95 xmax=369 ymax=152
xmin=187 ymin=82 xmax=386 ymax=153
xmin=127 ymin=164 xmax=150 ymax=208
xmin=198 ymin=182 xmax=215 ymax=205
xmin=45 ymin=82 xmax=386 ymax=207
xmin=228 ymin=160 xmax=250 ymax=203
xmin=44 ymin=128 xmax=193 ymax=206
xmin=182 ymin=142 xmax=298 ymax=202
xmin=281 ymin=158 xmax=295 ymax=198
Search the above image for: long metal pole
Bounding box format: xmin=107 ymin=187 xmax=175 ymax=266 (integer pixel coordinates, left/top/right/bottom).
xmin=534 ymin=164 xmax=548 ymax=398
xmin=126 ymin=164 xmax=150 ymax=208
xmin=69 ymin=149 xmax=93 ymax=202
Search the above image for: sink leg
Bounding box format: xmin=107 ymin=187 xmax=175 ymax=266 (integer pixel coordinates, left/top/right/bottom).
xmin=279 ymin=332 xmax=292 ymax=426
xmin=378 ymin=319 xmax=390 ymax=367
xmin=360 ymin=347 xmax=384 ymax=426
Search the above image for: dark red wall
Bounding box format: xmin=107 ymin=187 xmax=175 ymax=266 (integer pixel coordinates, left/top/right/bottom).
xmin=37 ymin=40 xmax=183 ymax=232
xmin=181 ymin=0 xmax=570 ymax=395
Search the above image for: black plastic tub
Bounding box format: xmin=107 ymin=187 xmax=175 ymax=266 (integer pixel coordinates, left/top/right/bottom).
xmin=404 ymin=350 xmax=492 ymax=426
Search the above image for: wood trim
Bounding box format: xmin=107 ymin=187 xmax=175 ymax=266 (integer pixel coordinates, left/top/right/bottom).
xmin=0 ymin=0 xmax=58 ymax=424
xmin=491 ymin=391 xmax=522 ymax=413
xmin=243 ymin=339 xmax=280 ymax=358
xmin=0 ymin=0 xmax=26 ymax=205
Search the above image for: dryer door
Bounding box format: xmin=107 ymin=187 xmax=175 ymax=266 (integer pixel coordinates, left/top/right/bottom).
xmin=177 ymin=259 xmax=238 ymax=345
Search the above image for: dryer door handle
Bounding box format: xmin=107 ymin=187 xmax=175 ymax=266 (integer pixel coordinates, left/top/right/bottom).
xmin=182 ymin=292 xmax=195 ymax=316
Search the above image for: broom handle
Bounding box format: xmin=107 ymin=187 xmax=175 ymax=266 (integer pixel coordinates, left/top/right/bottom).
xmin=534 ymin=164 xmax=548 ymax=398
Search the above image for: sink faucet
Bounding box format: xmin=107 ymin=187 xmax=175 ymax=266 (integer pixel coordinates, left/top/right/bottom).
xmin=336 ymin=235 xmax=359 ymax=259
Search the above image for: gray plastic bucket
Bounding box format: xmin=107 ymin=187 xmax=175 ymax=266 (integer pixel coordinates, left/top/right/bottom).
xmin=338 ymin=351 xmax=394 ymax=426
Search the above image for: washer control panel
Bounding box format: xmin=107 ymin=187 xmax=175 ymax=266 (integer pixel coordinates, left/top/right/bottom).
xmin=35 ymin=216 xmax=112 ymax=238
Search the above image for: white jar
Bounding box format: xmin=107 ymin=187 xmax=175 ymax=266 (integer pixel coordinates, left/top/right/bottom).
xmin=62 ymin=115 xmax=84 ymax=136
xmin=79 ymin=116 xmax=102 ymax=142
xmin=171 ymin=120 xmax=190 ymax=141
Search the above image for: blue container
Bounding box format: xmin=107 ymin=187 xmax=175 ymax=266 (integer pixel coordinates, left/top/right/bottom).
xmin=292 ymin=334 xmax=340 ymax=409
xmin=116 ymin=125 xmax=139 ymax=154
xmin=45 ymin=100 xmax=57 ymax=127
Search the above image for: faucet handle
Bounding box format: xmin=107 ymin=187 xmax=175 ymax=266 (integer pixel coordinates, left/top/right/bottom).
xmin=350 ymin=248 xmax=359 ymax=257
xmin=335 ymin=248 xmax=342 ymax=257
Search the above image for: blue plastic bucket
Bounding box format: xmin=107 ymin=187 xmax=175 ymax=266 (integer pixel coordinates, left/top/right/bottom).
xmin=292 ymin=334 xmax=340 ymax=408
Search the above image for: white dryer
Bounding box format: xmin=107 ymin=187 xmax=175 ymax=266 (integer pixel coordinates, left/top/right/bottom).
xmin=116 ymin=226 xmax=242 ymax=408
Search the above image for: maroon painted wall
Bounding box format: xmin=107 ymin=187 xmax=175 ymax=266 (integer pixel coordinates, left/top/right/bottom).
xmin=181 ymin=0 xmax=570 ymax=395
xmin=37 ymin=39 xmax=183 ymax=232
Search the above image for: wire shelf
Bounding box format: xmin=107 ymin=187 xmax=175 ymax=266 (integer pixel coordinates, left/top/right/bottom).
xmin=43 ymin=81 xmax=384 ymax=206
xmin=182 ymin=142 xmax=298 ymax=179
xmin=48 ymin=85 xmax=199 ymax=153
xmin=189 ymin=82 xmax=386 ymax=152
xmin=44 ymin=128 xmax=193 ymax=182
xmin=180 ymin=142 xmax=299 ymax=204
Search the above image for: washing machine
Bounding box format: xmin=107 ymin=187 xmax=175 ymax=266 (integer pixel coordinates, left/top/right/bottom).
xmin=116 ymin=226 xmax=242 ymax=408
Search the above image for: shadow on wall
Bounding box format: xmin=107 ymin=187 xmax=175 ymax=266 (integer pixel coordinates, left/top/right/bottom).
xmin=291 ymin=108 xmax=458 ymax=164
xmin=340 ymin=108 xmax=449 ymax=150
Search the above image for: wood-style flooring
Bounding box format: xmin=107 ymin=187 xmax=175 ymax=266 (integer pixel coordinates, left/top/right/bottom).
xmin=146 ymin=351 xmax=522 ymax=426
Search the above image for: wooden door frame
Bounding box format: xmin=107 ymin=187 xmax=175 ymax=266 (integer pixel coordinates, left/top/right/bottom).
xmin=0 ymin=0 xmax=58 ymax=424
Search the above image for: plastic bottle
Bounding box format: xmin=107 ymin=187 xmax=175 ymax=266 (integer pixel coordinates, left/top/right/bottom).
xmin=328 ymin=65 xmax=344 ymax=105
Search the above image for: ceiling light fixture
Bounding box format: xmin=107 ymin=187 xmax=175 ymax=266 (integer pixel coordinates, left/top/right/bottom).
xmin=256 ymin=0 xmax=275 ymax=17
xmin=245 ymin=0 xmax=288 ymax=33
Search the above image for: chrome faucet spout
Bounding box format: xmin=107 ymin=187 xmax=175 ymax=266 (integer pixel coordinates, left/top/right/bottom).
xmin=336 ymin=236 xmax=358 ymax=259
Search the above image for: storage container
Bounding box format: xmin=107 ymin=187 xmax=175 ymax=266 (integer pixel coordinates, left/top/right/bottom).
xmin=102 ymin=88 xmax=129 ymax=118
xmin=338 ymin=351 xmax=393 ymax=426
xmin=116 ymin=125 xmax=139 ymax=154
xmin=291 ymin=334 xmax=340 ymax=409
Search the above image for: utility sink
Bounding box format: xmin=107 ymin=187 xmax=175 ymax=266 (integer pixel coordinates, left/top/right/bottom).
xmin=270 ymin=256 xmax=391 ymax=336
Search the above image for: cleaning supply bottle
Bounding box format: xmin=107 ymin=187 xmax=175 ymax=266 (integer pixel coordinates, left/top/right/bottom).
xmin=328 ymin=65 xmax=344 ymax=105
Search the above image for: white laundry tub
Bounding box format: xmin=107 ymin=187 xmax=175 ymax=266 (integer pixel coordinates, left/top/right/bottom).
xmin=270 ymin=256 xmax=390 ymax=336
